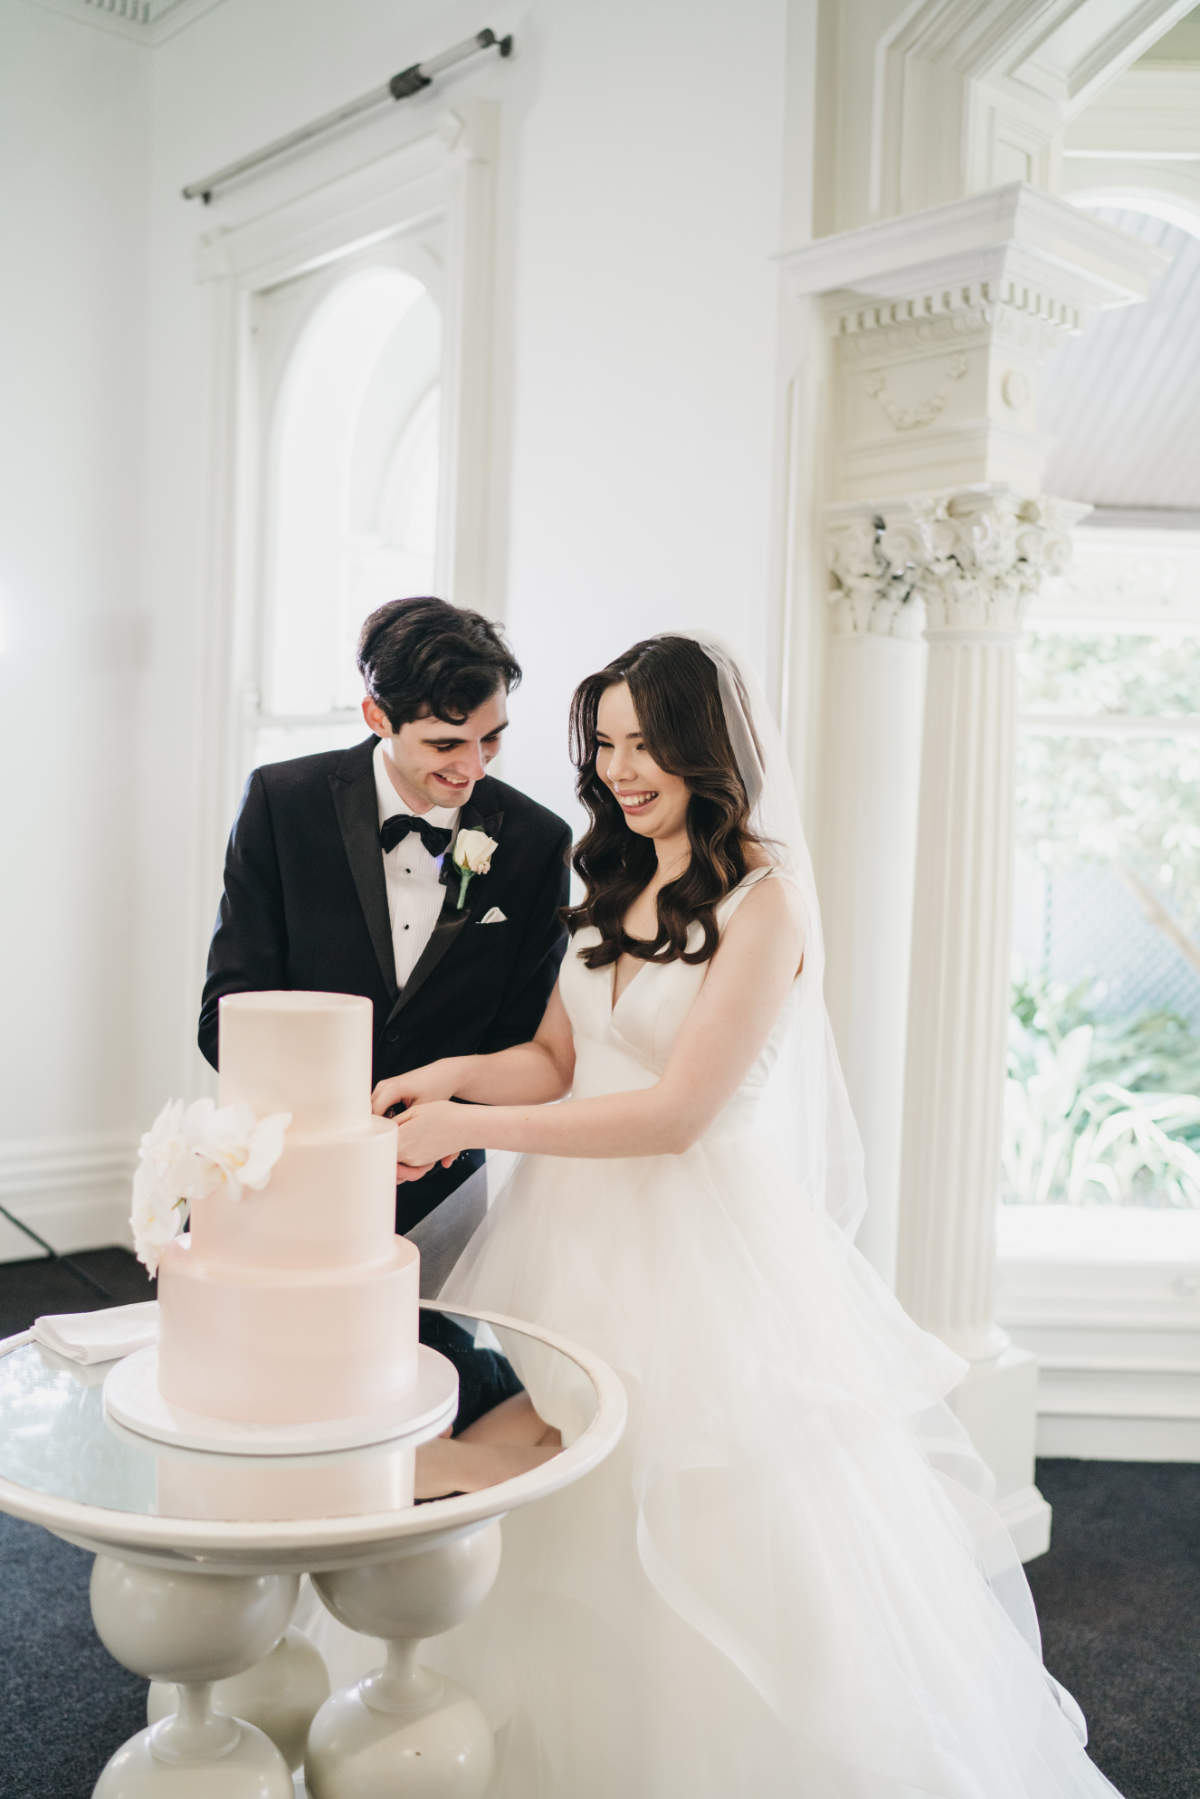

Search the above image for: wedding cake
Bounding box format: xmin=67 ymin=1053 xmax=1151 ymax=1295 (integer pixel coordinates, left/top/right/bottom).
xmin=154 ymin=991 xmax=421 ymax=1430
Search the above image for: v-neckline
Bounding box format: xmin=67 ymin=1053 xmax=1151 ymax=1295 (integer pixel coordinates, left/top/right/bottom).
xmin=610 ymin=955 xmax=647 ymax=1016
xmin=607 ymin=867 xmax=774 ymax=1016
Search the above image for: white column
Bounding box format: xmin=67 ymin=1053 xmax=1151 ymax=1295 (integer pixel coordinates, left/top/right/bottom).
xmin=778 ymin=190 xmax=1168 ymax=1557
xmin=896 ymin=489 xmax=1082 ymax=1557
xmin=821 ymin=511 xmax=927 ymax=1285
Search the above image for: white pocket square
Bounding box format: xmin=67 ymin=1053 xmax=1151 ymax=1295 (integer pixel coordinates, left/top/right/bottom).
xmin=480 ymin=906 xmax=508 ymax=925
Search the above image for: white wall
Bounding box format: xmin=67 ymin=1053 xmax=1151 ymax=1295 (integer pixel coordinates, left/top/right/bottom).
xmin=0 ymin=4 xmax=149 ymax=1251
xmin=0 ymin=0 xmax=805 ymax=1238
xmin=492 ymin=0 xmax=790 ymax=821
xmin=133 ymin=0 xmax=799 ymax=1108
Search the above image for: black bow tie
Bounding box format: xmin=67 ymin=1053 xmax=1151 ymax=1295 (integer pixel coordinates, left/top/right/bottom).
xmin=379 ymin=814 xmax=453 ymax=858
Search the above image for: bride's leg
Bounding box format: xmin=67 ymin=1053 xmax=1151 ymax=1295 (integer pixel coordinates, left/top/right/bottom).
xmin=457 ymin=1391 xmax=563 ymax=1450
xmin=414 ymin=1395 xmax=563 ymax=1499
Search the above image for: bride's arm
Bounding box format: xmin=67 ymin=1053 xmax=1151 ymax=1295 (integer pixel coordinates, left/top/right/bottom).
xmin=390 ymin=878 xmax=804 ymax=1165
xmin=373 ymin=983 xmax=575 ymax=1114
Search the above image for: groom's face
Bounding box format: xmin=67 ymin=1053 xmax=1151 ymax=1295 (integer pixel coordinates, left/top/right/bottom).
xmin=365 ymin=687 xmax=509 ymax=814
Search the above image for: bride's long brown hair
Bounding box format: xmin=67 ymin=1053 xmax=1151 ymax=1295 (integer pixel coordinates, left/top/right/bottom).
xmin=564 ymin=635 xmax=765 ymax=968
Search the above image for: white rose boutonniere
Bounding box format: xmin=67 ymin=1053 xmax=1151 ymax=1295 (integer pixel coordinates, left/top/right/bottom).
xmin=451 ymin=827 xmax=499 ymax=910
xmin=130 ymin=1097 xmax=291 ymax=1275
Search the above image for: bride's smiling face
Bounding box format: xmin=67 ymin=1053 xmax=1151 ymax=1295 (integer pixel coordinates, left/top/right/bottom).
xmin=595 ymin=682 xmax=690 ymax=842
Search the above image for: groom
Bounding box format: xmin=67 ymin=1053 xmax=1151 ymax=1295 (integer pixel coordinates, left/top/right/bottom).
xmin=198 ymin=596 xmax=572 ymax=1296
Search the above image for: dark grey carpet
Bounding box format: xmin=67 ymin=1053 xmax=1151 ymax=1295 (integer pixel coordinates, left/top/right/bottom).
xmin=0 ymin=1249 xmax=1195 ymax=1797
xmin=0 ymin=1249 xmax=156 ymax=1799
xmin=1026 ymin=1458 xmax=1199 ymax=1799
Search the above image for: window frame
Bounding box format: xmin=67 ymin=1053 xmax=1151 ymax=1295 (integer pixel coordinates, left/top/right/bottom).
xmin=185 ymin=100 xmax=501 ymax=1036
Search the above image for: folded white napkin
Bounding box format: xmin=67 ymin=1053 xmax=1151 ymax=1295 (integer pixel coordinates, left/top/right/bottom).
xmin=33 ymin=1301 xmax=159 ymax=1365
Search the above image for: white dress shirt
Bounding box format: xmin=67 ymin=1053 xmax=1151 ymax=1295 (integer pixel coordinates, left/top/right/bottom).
xmin=373 ymin=740 xmax=460 ymax=989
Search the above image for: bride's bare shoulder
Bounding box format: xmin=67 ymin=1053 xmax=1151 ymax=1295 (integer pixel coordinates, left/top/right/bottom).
xmin=726 ymin=868 xmax=805 ymax=936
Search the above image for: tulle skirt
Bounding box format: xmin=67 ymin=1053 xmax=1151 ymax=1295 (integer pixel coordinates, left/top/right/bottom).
xmin=305 ymin=1125 xmax=1123 ymax=1798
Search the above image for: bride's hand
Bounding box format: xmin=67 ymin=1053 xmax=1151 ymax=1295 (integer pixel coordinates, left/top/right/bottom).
xmin=373 ymin=1061 xmax=459 ymax=1117
xmin=393 ymin=1100 xmax=470 ymax=1173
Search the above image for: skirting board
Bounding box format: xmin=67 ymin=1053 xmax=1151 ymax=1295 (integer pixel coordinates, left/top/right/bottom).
xmin=1029 ymin=1361 xmax=1200 ymax=1462
xmin=0 ymin=1133 xmax=134 ymax=1263
xmin=1036 ymin=1412 xmax=1200 ymax=1462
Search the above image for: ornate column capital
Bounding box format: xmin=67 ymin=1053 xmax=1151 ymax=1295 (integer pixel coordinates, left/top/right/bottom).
xmin=826 ymin=510 xmax=926 ymax=639
xmin=827 ymin=488 xmax=1089 ymax=640
xmin=910 ymin=489 xmax=1088 ymax=635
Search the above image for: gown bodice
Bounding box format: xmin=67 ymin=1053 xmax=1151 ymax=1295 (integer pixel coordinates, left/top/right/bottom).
xmin=560 ymin=871 xmax=794 ymax=1131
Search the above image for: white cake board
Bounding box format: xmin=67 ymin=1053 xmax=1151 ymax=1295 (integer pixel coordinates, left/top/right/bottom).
xmin=103 ymin=1344 xmax=459 ymax=1456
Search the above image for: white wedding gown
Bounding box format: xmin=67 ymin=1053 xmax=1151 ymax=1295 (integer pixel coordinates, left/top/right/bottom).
xmin=309 ymin=872 xmax=1123 ymax=1797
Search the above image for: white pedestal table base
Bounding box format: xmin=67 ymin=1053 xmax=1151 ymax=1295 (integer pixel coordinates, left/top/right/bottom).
xmin=89 ymin=1557 xmax=300 ymax=1797
xmin=148 ymin=1628 xmax=332 ymax=1773
xmin=305 ymin=1521 xmax=504 ymax=1799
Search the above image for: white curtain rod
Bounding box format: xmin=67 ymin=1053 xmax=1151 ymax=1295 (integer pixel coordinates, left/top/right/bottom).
xmin=182 ymin=27 xmax=513 ymax=204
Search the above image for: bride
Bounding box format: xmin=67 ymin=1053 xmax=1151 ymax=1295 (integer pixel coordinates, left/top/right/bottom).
xmin=359 ymin=632 xmax=1122 ymax=1797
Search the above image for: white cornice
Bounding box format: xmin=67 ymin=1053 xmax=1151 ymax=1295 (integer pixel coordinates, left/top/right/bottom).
xmin=878 ymin=0 xmax=1196 ymax=110
xmin=20 ymin=0 xmax=225 ymax=45
xmin=859 ymin=1 xmax=1192 ymax=224
xmin=781 ymin=183 xmax=1172 ymax=322
xmin=1065 ymin=69 xmax=1200 ymax=158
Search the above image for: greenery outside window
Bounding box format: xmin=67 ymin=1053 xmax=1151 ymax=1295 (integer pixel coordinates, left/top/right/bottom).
xmin=1006 ymin=629 xmax=1200 ymax=1209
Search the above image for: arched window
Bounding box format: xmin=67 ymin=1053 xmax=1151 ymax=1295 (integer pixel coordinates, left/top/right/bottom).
xmin=248 ymin=253 xmax=442 ymax=769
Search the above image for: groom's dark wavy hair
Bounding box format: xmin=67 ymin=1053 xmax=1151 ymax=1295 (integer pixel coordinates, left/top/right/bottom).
xmin=357 ymin=597 xmax=521 ymax=728
xmin=564 ymin=635 xmax=764 ymax=969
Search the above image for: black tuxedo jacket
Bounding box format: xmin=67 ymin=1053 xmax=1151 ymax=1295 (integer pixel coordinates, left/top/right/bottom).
xmin=198 ymin=737 xmax=571 ymax=1232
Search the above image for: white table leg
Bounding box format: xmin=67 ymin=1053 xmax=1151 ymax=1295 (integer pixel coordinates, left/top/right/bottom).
xmin=148 ymin=1626 xmax=332 ymax=1773
xmin=305 ymin=1522 xmax=502 ymax=1799
xmin=88 ymin=1556 xmax=298 ymax=1797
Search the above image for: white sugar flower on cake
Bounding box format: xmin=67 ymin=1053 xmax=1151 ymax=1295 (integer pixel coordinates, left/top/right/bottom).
xmin=131 ymin=1098 xmax=291 ymax=1274
xmin=130 ymin=1101 xmax=196 ymax=1275
xmin=185 ymin=1098 xmax=291 ymax=1199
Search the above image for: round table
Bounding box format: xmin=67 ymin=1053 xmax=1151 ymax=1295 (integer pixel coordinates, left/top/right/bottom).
xmin=0 ymin=1303 xmax=627 ymax=1798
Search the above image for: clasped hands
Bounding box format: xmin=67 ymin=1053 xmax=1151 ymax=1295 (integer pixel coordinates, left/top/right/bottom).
xmin=371 ymin=1063 xmax=471 ymax=1183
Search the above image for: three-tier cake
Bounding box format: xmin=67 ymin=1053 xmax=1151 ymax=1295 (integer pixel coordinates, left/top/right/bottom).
xmin=155 ymin=991 xmax=421 ymax=1430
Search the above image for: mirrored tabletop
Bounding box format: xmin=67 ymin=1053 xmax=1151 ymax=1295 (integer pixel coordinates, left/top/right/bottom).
xmin=0 ymin=1306 xmax=609 ymax=1538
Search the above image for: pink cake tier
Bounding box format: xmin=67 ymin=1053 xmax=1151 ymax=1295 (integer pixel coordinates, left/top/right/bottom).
xmin=156 ymin=991 xmax=420 ymax=1429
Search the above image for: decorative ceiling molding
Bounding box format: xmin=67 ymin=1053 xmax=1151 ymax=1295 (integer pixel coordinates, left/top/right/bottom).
xmin=1065 ymin=69 xmax=1200 ymax=158
xmin=829 ymin=286 xmax=1080 ymax=344
xmin=782 ymin=183 xmax=1170 ymax=322
xmin=783 ymin=185 xmax=1171 ymax=508
xmin=866 ymin=0 xmax=1195 ymax=223
xmin=20 ymin=0 xmax=225 ymax=45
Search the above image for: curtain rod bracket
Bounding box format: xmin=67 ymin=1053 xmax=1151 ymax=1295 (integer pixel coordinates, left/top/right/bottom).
xmin=184 ymin=27 xmax=513 ymax=204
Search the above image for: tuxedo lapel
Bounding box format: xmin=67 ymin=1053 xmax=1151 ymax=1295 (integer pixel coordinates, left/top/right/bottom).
xmin=385 ymin=785 xmax=505 ymax=1027
xmin=330 ymin=739 xmax=398 ymax=1001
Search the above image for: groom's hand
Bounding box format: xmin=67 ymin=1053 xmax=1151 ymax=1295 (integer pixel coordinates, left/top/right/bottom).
xmin=392 ymin=1100 xmax=466 ymax=1173
xmin=395 ymin=1154 xmax=458 ymax=1181
xmin=395 ymin=1157 xmax=435 ymax=1182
